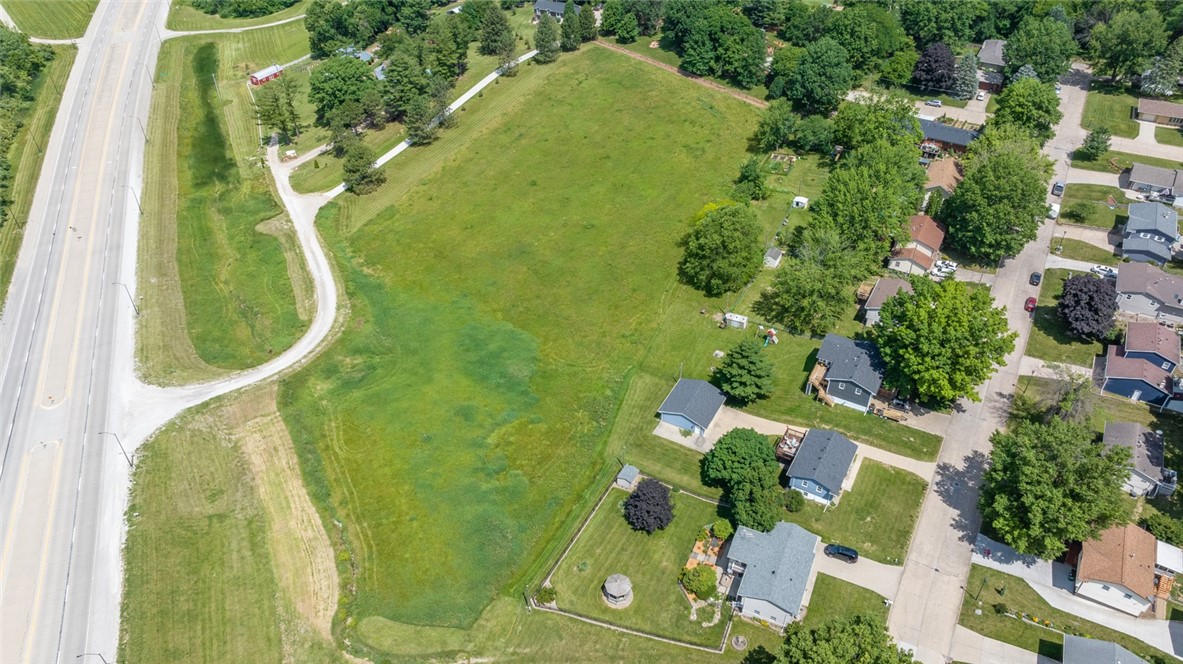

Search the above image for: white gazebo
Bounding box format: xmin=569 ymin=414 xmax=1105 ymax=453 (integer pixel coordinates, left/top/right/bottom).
xmin=603 ymin=573 xmax=633 ymax=608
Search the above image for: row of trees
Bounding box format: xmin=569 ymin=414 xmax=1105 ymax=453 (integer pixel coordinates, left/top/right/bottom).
xmin=0 ymin=27 xmax=53 ymax=223
xmin=188 ymin=0 xmax=298 ymax=20
xmin=306 ymin=0 xmax=440 ymax=58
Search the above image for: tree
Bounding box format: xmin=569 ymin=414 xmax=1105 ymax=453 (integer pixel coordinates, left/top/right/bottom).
xmin=754 ymin=225 xmax=867 ymax=336
xmin=398 ymin=0 xmax=432 ymax=35
xmin=780 ymin=614 xmax=917 ymax=664
xmin=1141 ymin=512 xmax=1183 ymax=548
xmin=342 ymin=140 xmax=385 ymax=194
xmin=941 ymin=135 xmax=1050 ymax=261
xmin=305 ymin=0 xmax=350 ymax=58
xmin=912 ymin=41 xmax=955 ymax=91
xmin=479 ymin=6 xmax=514 ymax=57
xmin=615 ymin=13 xmax=639 ymax=43
xmin=579 ymin=0 xmax=597 ymax=42
xmin=1090 ymin=8 xmax=1168 ymax=83
xmin=979 ymin=419 xmax=1131 ymax=559
xmin=679 ymin=203 xmax=763 ymax=297
xmin=752 ymin=99 xmax=798 ymax=152
xmin=702 ymin=428 xmax=779 ymax=489
xmin=735 ymin=157 xmax=768 ymax=200
xmin=424 ymin=14 xmax=466 ymax=79
xmin=823 ymin=6 xmax=886 ymax=70
xmin=717 ymin=338 xmax=774 ymax=404
xmin=381 ymin=52 xmax=428 ymax=118
xmin=623 ymin=0 xmax=663 ymax=36
xmin=560 ymin=1 xmax=581 ymax=51
xmin=1044 ymin=364 xmax=1097 ymax=425
xmin=404 ymin=94 xmax=439 ymax=145
xmin=600 ymin=0 xmax=625 ymax=35
xmin=783 ymin=489 xmax=805 ymax=513
xmin=731 ymin=481 xmax=783 ymax=532
xmin=1142 ymin=56 xmax=1180 ymax=97
xmin=786 ymin=37 xmax=853 ymax=114
xmin=897 ymin=0 xmax=978 ymax=49
xmin=744 ymin=0 xmax=788 ymax=30
xmin=874 ymin=278 xmax=1016 ymax=404
xmin=767 ymin=45 xmax=804 ymax=99
xmin=1009 ymin=63 xmax=1038 ymax=83
xmin=681 ymin=29 xmax=717 ymax=78
xmin=880 ymin=44 xmax=919 ymax=87
xmin=951 ymin=52 xmax=978 ymax=100
xmin=793 ymin=115 xmax=834 ymax=153
xmin=832 ymin=93 xmax=922 ymax=151
xmin=1077 ymin=127 xmax=1111 ymax=161
xmin=1003 ymin=16 xmax=1077 ymax=83
xmin=308 ymin=55 xmax=379 ymax=124
xmin=534 ymin=13 xmax=560 ymax=64
xmin=624 ymin=478 xmax=675 ymax=533
xmin=680 ymin=565 xmax=717 ymax=600
xmin=992 ymin=77 xmax=1062 ymax=144
xmin=1058 ymin=274 xmax=1117 ymax=340
xmin=712 ymin=519 xmax=734 ymax=540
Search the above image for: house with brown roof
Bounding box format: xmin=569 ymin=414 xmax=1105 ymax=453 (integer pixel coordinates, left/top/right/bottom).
xmin=924 ymin=158 xmax=962 ymax=201
xmin=1075 ymin=523 xmax=1157 ymax=616
xmin=1115 ymin=263 xmax=1183 ymax=325
xmin=888 ymin=214 xmax=946 ymax=276
xmin=1100 ymin=343 xmax=1175 ymax=407
xmin=1136 ymin=98 xmax=1183 ymax=126
xmin=1123 ymin=321 xmax=1180 ymax=372
xmin=862 ymin=277 xmax=913 ymax=326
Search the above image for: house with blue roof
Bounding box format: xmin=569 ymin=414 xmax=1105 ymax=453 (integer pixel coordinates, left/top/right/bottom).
xmin=1123 ymin=202 xmax=1178 ymax=265
xmin=787 ymin=429 xmax=858 ymax=505
xmin=656 ymin=378 xmax=726 ymax=436
xmin=721 ymin=522 xmax=819 ymax=628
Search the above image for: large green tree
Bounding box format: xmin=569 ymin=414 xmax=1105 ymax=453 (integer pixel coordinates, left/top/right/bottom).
xmin=880 ymin=43 xmax=919 ymax=87
xmin=308 ymin=55 xmax=380 ymax=124
xmin=752 ymin=99 xmax=799 ymax=152
xmin=1089 ymin=8 xmax=1168 ymax=83
xmin=951 ymin=52 xmax=978 ymax=100
xmin=702 ymin=427 xmax=782 ymax=532
xmin=992 ymin=77 xmax=1063 ymax=144
xmin=897 ymin=0 xmax=980 ymax=48
xmin=822 ymin=4 xmax=905 ymax=71
xmin=716 ymin=338 xmax=774 ymax=404
xmin=780 ymin=614 xmax=916 ymax=664
xmin=679 ymin=203 xmax=764 ymax=297
xmin=479 ymin=6 xmax=514 ymax=57
xmin=874 ymin=278 xmax=1016 ymax=404
xmin=342 ymin=140 xmax=385 ymax=194
xmin=534 ymin=12 xmax=560 ymax=64
xmin=832 ymin=93 xmax=922 ymax=151
xmin=754 ymin=225 xmax=869 ymax=336
xmin=786 ymin=37 xmax=853 ymax=114
xmin=980 ymin=419 xmax=1131 ymax=559
xmin=1003 ymin=16 xmax=1077 ymax=83
xmin=560 ymin=0 xmax=581 ymax=51
xmin=381 ymin=52 xmax=429 ymax=118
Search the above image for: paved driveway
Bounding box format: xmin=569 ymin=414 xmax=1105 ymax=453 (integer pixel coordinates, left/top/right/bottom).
xmin=1052 ymin=224 xmax=1119 ymax=252
xmin=1111 ymin=120 xmax=1183 ymax=161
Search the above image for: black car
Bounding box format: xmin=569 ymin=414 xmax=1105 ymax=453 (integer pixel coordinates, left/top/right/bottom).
xmin=824 ymin=544 xmax=859 ymax=563
xmin=1029 ymin=272 xmax=1042 ymax=286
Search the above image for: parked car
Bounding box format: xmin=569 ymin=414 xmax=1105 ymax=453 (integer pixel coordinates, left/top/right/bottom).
xmin=1047 ymin=203 xmax=1060 ymax=219
xmin=925 ymin=99 xmax=943 ymax=107
xmin=1090 ymin=265 xmax=1117 ymax=278
xmin=1024 ymin=297 xmax=1037 ymax=312
xmin=1051 ymin=181 xmax=1065 ymax=196
xmin=976 ymin=90 xmax=985 ymax=101
xmin=1055 ymin=83 xmax=1062 ymax=94
xmin=824 ymin=544 xmax=859 ymax=563
xmin=936 ymin=260 xmax=958 ymax=270
xmin=1030 ymin=271 xmax=1042 ymax=286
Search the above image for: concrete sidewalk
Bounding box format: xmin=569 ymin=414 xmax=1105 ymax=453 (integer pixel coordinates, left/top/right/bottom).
xmin=1017 ymin=356 xmax=1094 ymax=378
xmin=949 ymin=626 xmax=1056 ymax=664
xmin=1111 ymin=121 xmax=1183 ymax=162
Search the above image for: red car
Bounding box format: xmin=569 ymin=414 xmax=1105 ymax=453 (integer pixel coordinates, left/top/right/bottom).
xmin=1024 ymin=297 xmax=1037 ymax=312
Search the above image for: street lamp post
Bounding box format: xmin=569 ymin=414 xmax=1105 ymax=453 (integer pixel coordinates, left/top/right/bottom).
xmin=122 ymin=184 xmax=142 ymax=214
xmin=77 ymin=654 xmax=112 ymax=664
xmin=133 ymin=116 xmax=148 ymax=143
xmin=99 ymin=432 xmax=132 ymax=469
xmin=112 ymin=282 xmax=139 ymax=317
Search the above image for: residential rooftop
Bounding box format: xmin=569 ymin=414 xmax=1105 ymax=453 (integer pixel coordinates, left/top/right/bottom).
xmin=727 ymin=522 xmax=819 ymax=617
xmin=816 ymin=334 xmax=885 ymax=394
xmin=787 ymin=429 xmax=857 ymax=493
xmin=1077 ymin=523 xmax=1157 ymax=601
xmin=1103 ymin=422 xmax=1169 ymax=484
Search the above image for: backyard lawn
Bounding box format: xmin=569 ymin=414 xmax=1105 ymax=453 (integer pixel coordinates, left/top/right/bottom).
xmin=1052 ymin=238 xmax=1118 ymax=266
xmin=1025 ymin=269 xmax=1103 ymax=369
xmin=1081 ymin=85 xmax=1139 ymax=139
xmin=1058 ymin=183 xmax=1126 ymax=230
xmin=781 ymin=460 xmax=926 ymax=565
xmin=3 ymin=0 xmax=96 ymax=38
xmin=1157 ymin=126 xmax=1183 ymax=148
xmin=549 ymin=487 xmax=728 ymax=646
xmin=958 ymin=564 xmax=1173 ymax=663
xmin=802 ymin=573 xmax=887 ymax=628
xmin=1072 ymin=149 xmax=1182 ymax=174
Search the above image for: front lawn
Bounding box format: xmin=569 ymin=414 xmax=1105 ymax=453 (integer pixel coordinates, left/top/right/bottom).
xmin=548 ymin=487 xmax=728 ymax=646
xmin=1157 ymin=125 xmax=1183 ymax=147
xmin=890 ymin=84 xmax=970 ymax=109
xmin=802 ymin=573 xmax=887 ymax=628
xmin=959 ymin=564 xmax=1173 ymax=663
xmin=1081 ymin=85 xmax=1139 ymax=139
xmin=1025 ymin=269 xmax=1104 ymax=369
xmin=1072 ymin=149 xmax=1182 ymax=173
xmin=780 ymin=460 xmax=926 ymax=565
xmin=1052 ymin=238 xmax=1118 ymax=266
xmin=1059 ymin=183 xmax=1126 ymax=230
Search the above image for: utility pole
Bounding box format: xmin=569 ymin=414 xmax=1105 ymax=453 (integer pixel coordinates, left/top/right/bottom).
xmin=112 ymin=282 xmax=140 ymax=317
xmin=77 ymin=654 xmax=112 ymax=664
xmin=133 ymin=116 xmax=148 ymax=143
xmin=99 ymin=432 xmax=133 ymax=468
xmin=122 ymin=184 xmax=142 ymax=214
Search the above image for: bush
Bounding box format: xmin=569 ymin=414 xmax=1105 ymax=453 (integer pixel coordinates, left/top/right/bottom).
xmin=783 ymin=489 xmax=806 ymax=513
xmin=680 ymin=565 xmax=718 ymax=601
xmin=1141 ymin=512 xmax=1183 ymax=547
xmin=713 ymin=519 xmax=734 ymax=540
xmin=993 ymin=602 xmax=1008 ymax=615
xmin=535 ymin=585 xmax=557 ymax=604
xmin=624 ymin=479 xmax=675 ymax=533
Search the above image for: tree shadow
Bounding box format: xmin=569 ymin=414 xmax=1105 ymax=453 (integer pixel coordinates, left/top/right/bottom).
xmin=741 ymin=645 xmax=778 ymax=664
xmin=932 ymin=450 xmax=989 ymax=545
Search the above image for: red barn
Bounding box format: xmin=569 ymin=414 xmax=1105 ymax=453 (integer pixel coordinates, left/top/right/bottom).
xmin=249 ymin=64 xmax=283 ymax=86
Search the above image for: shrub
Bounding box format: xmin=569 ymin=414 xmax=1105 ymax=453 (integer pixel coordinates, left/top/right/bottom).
xmin=624 ymin=479 xmax=675 ymax=533
xmin=713 ymin=519 xmax=734 ymax=540
xmin=535 ymin=585 xmax=556 ymax=604
xmin=1141 ymin=512 xmax=1183 ymax=547
xmin=680 ymin=565 xmax=718 ymax=600
xmin=783 ymin=489 xmax=806 ymax=513
xmin=993 ymin=602 xmax=1008 ymax=615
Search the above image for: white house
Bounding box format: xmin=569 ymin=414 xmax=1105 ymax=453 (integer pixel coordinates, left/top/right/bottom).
xmin=1075 ymin=524 xmax=1157 ymax=617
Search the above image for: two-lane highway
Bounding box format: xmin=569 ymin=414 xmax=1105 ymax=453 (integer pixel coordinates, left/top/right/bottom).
xmin=0 ymin=1 xmax=166 ymax=662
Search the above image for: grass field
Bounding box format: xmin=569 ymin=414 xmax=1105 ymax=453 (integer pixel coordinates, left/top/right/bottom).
xmin=1081 ymin=85 xmax=1139 ymax=139
xmin=3 ymin=0 xmax=96 ymax=38
xmin=1053 ymin=238 xmax=1119 ymax=266
xmin=1025 ymin=268 xmax=1103 ymax=368
xmin=166 ymin=0 xmax=311 ymax=31
xmin=137 ymin=24 xmax=312 ymax=384
xmin=958 ymin=564 xmax=1174 ymax=662
xmin=802 ymin=574 xmax=887 ymax=628
xmin=0 ymin=45 xmax=75 ymax=306
xmin=780 ymin=460 xmax=926 ymax=565
xmin=549 ymin=487 xmax=728 ymax=646
xmin=612 ymin=33 xmax=770 ymax=99
xmin=1072 ymin=149 xmax=1182 ymax=173
xmin=1059 ymin=183 xmax=1126 ymax=230
xmin=1157 ymin=125 xmax=1183 ymax=147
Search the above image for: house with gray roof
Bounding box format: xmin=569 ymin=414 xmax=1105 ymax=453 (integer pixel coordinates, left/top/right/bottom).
xmin=1116 ymin=262 xmax=1183 ymax=325
xmin=722 ymin=522 xmax=819 ymax=627
xmin=787 ymin=429 xmax=857 ymax=505
xmin=1062 ymin=635 xmax=1148 ymax=664
xmin=978 ymin=39 xmax=1006 ymax=72
xmin=534 ymin=0 xmax=577 ymax=20
xmin=656 ymin=378 xmax=726 ymax=436
xmin=1129 ymin=162 xmax=1183 ymax=196
xmin=1123 ymin=202 xmax=1178 ymax=265
xmin=1104 ymin=423 xmax=1177 ymax=498
xmin=919 ymin=119 xmax=979 ymax=157
xmin=862 ymin=277 xmax=913 ymax=326
xmin=809 ymin=334 xmax=885 ymax=413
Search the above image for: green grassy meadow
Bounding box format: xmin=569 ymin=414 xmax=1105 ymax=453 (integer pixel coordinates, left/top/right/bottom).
xmin=1072 ymin=149 xmax=1182 ymax=173
xmin=3 ymin=0 xmax=96 ymax=38
xmin=166 ymin=0 xmax=311 ymax=31
xmin=1081 ymin=85 xmax=1139 ymax=139
xmin=0 ymin=45 xmax=75 ymax=304
xmin=803 ymin=574 xmax=887 ymax=628
xmin=1059 ymin=183 xmax=1125 ymax=230
xmin=1025 ymin=268 xmax=1103 ymax=368
xmin=549 ymin=487 xmax=728 ymax=646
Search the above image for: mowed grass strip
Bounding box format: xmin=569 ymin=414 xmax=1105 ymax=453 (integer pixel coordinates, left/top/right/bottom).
xmin=1025 ymin=268 xmax=1103 ymax=369
xmin=550 ymin=487 xmax=727 ymax=646
xmin=3 ymin=0 xmax=96 ymax=39
xmin=802 ymin=574 xmax=887 ymax=628
xmin=1072 ymin=149 xmax=1182 ymax=173
xmin=166 ymin=0 xmax=311 ymax=31
xmin=780 ymin=460 xmax=925 ymax=564
xmin=1080 ymin=85 xmax=1139 ymax=139
xmin=0 ymin=45 xmax=75 ymax=304
xmin=1053 ymin=238 xmax=1119 ymax=266
xmin=1059 ymin=183 xmax=1126 ymax=230
xmin=279 ymin=47 xmax=761 ymax=630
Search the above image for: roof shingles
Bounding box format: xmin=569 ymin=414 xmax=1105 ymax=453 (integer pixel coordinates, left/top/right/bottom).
xmin=787 ymin=429 xmax=857 ymax=493
xmin=726 ymin=523 xmax=819 ymax=617
xmin=816 ymin=334 xmax=885 ymax=394
xmin=1077 ymin=524 xmax=1157 ymax=600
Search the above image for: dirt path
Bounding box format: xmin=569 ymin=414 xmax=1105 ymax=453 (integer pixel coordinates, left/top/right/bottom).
xmin=591 ymin=40 xmax=769 ymax=110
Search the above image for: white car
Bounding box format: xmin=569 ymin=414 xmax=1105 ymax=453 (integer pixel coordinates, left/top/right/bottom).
xmin=1090 ymin=265 xmax=1117 ymax=278
xmin=1047 ymin=203 xmax=1061 ymax=219
xmin=935 ymin=260 xmax=958 ymax=270
xmin=976 ymin=91 xmax=985 ymax=101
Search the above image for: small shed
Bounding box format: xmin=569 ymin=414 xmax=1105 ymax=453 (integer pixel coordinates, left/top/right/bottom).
xmin=764 ymin=247 xmax=783 ymax=269
xmin=657 ymin=379 xmax=726 ymax=436
xmin=615 ymin=465 xmax=640 ymax=490
xmin=603 ymin=574 xmax=633 ymax=607
xmin=724 ymin=312 xmax=749 ymax=329
xmin=792 ymin=196 xmax=809 ymax=209
xmin=249 ymin=64 xmax=283 ymax=86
